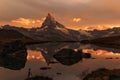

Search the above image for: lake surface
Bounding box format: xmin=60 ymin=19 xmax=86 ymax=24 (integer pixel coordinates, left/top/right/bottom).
xmin=0 ymin=43 xmax=120 ymax=80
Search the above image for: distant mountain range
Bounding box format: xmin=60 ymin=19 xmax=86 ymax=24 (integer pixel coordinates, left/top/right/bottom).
xmin=0 ymin=13 xmax=120 ymax=42
xmin=1 ymin=13 xmax=92 ymax=41
xmin=88 ymin=27 xmax=120 ymax=38
xmin=87 ymin=27 xmax=120 ymax=46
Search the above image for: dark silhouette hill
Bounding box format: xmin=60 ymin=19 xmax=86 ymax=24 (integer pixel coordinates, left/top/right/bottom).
xmin=0 ymin=29 xmax=32 ymax=42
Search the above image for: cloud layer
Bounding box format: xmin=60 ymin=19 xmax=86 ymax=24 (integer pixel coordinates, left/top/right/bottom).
xmin=0 ymin=0 xmax=120 ymax=30
xmin=11 ymin=17 xmax=45 ymax=27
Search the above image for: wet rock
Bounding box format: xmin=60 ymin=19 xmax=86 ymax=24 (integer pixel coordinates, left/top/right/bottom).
xmin=83 ymin=68 xmax=120 ymax=80
xmin=83 ymin=53 xmax=91 ymax=58
xmin=0 ymin=40 xmax=27 ymax=70
xmin=53 ymin=49 xmax=83 ymax=66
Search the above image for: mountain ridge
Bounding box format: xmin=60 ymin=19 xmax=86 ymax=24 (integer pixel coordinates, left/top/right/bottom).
xmin=28 ymin=13 xmax=91 ymax=41
xmin=1 ymin=13 xmax=120 ymax=42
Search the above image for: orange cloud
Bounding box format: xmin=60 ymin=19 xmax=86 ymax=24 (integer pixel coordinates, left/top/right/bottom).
xmin=11 ymin=17 xmax=45 ymax=28
xmin=73 ymin=18 xmax=81 ymax=22
xmin=78 ymin=24 xmax=120 ymax=31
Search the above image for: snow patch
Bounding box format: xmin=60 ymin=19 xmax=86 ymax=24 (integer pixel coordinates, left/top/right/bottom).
xmin=55 ymin=26 xmax=69 ymax=34
xmin=79 ymin=30 xmax=92 ymax=37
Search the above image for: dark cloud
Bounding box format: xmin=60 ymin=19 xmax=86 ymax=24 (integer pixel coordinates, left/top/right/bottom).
xmin=0 ymin=0 xmax=120 ymax=29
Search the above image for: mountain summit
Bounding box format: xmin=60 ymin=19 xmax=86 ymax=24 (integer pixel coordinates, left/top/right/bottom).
xmin=40 ymin=13 xmax=65 ymax=30
xmin=28 ymin=13 xmax=92 ymax=41
xmin=0 ymin=14 xmax=92 ymax=41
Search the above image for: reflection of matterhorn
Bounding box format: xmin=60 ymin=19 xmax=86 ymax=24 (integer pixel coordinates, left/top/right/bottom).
xmin=31 ymin=13 xmax=91 ymax=41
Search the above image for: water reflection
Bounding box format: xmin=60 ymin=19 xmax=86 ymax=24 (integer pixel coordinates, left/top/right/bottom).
xmin=83 ymin=49 xmax=120 ymax=59
xmin=54 ymin=49 xmax=91 ymax=66
xmin=0 ymin=42 xmax=120 ymax=80
xmin=89 ymin=44 xmax=120 ymax=53
xmin=26 ymin=43 xmax=120 ymax=80
xmin=27 ymin=43 xmax=92 ymax=66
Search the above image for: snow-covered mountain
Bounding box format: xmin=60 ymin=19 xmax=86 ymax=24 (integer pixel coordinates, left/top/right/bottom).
xmin=2 ymin=13 xmax=120 ymax=42
xmin=29 ymin=13 xmax=91 ymax=41
xmin=1 ymin=13 xmax=93 ymax=41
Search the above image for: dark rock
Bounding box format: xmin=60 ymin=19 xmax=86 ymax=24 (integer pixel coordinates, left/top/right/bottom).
xmin=83 ymin=68 xmax=120 ymax=80
xmin=0 ymin=40 xmax=27 ymax=70
xmin=83 ymin=53 xmax=91 ymax=58
xmin=26 ymin=76 xmax=53 ymax=80
xmin=53 ymin=49 xmax=83 ymax=66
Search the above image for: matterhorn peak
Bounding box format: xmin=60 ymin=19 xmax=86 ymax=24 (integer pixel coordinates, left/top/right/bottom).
xmin=40 ymin=13 xmax=65 ymax=29
xmin=40 ymin=13 xmax=56 ymax=29
xmin=47 ymin=13 xmax=55 ymax=20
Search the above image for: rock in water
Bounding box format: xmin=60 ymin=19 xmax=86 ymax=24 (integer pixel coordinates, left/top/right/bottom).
xmin=53 ymin=49 xmax=83 ymax=66
xmin=0 ymin=40 xmax=27 ymax=70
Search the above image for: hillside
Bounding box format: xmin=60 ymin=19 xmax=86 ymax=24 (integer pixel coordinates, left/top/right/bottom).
xmin=0 ymin=29 xmax=32 ymax=43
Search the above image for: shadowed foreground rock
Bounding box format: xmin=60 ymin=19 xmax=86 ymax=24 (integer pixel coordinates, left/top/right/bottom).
xmin=0 ymin=40 xmax=27 ymax=70
xmin=26 ymin=76 xmax=53 ymax=80
xmin=83 ymin=68 xmax=120 ymax=80
xmin=53 ymin=49 xmax=91 ymax=66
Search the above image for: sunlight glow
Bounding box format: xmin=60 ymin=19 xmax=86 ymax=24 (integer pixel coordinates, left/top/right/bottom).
xmin=11 ymin=17 xmax=45 ymax=27
xmin=27 ymin=50 xmax=46 ymax=62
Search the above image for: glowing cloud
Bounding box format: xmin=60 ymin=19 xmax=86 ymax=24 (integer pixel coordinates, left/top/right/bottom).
xmin=73 ymin=18 xmax=81 ymax=22
xmin=11 ymin=17 xmax=45 ymax=28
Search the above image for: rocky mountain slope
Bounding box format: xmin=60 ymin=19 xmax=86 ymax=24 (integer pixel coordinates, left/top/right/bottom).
xmin=28 ymin=13 xmax=92 ymax=41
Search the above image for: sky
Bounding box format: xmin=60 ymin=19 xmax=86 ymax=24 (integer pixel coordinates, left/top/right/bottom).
xmin=0 ymin=0 xmax=120 ymax=30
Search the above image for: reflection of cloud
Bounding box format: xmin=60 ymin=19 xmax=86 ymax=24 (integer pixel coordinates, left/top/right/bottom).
xmin=83 ymin=49 xmax=120 ymax=57
xmin=27 ymin=50 xmax=45 ymax=61
xmin=11 ymin=17 xmax=45 ymax=27
xmin=73 ymin=18 xmax=81 ymax=22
